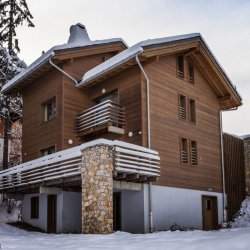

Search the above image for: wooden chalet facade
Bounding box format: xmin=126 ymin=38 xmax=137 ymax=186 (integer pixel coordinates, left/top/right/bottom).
xmin=0 ymin=24 xmax=242 ymax=233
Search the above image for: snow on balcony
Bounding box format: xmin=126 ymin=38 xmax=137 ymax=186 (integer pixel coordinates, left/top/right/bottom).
xmin=0 ymin=139 xmax=160 ymax=191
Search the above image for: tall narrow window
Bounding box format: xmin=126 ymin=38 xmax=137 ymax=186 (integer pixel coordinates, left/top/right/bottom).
xmin=31 ymin=196 xmax=39 ymax=219
xmin=179 ymin=94 xmax=187 ymax=120
xmin=177 ymin=55 xmax=184 ymax=78
xmin=189 ymin=99 xmax=196 ymax=123
xmin=180 ymin=137 xmax=188 ymax=164
xmin=43 ymin=97 xmax=56 ymax=122
xmin=188 ymin=58 xmax=194 ymax=83
xmin=191 ymin=140 xmax=198 ymax=165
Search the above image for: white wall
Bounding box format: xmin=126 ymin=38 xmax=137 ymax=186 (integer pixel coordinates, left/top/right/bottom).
xmin=145 ymin=185 xmax=223 ymax=231
xmin=119 ymin=190 xmax=145 ymax=233
xmin=22 ymin=191 xmax=82 ymax=233
xmin=22 ymin=193 xmax=48 ymax=231
xmin=61 ymin=191 xmax=82 ymax=233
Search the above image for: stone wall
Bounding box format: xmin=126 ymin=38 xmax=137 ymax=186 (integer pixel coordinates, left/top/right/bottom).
xmin=81 ymin=144 xmax=113 ymax=234
xmin=244 ymin=137 xmax=250 ymax=196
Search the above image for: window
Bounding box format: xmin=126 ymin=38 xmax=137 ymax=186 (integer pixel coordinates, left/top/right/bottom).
xmin=94 ymin=90 xmax=118 ymax=105
xmin=190 ymin=140 xmax=198 ymax=165
xmin=180 ymin=138 xmax=188 ymax=164
xmin=43 ymin=98 xmax=56 ymax=121
xmin=40 ymin=145 xmax=56 ymax=156
xmin=31 ymin=196 xmax=39 ymax=219
xmin=189 ymin=99 xmax=196 ymax=123
xmin=188 ymin=58 xmax=194 ymax=83
xmin=179 ymin=94 xmax=187 ymax=120
xmin=177 ymin=55 xmax=184 ymax=78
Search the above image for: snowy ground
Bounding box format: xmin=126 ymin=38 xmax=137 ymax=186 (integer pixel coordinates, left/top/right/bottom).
xmin=0 ymin=223 xmax=250 ymax=250
xmin=1 ymin=198 xmax=250 ymax=250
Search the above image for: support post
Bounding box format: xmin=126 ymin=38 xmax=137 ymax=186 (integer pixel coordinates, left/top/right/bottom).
xmin=81 ymin=144 xmax=113 ymax=234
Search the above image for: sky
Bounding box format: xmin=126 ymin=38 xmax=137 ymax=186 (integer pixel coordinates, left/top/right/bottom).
xmin=15 ymin=0 xmax=250 ymax=136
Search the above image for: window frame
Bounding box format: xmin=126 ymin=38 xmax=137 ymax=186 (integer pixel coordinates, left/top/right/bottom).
xmin=40 ymin=145 xmax=56 ymax=157
xmin=42 ymin=97 xmax=56 ymax=122
xmin=187 ymin=57 xmax=195 ymax=84
xmin=31 ymin=196 xmax=39 ymax=219
xmin=189 ymin=98 xmax=196 ymax=124
xmin=179 ymin=94 xmax=187 ymax=121
xmin=190 ymin=139 xmax=198 ymax=166
xmin=176 ymin=54 xmax=184 ymax=79
xmin=180 ymin=137 xmax=189 ymax=165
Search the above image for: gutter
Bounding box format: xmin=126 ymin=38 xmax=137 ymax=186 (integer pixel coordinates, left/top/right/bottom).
xmin=135 ymin=55 xmax=153 ymax=233
xmin=49 ymin=53 xmax=78 ymax=85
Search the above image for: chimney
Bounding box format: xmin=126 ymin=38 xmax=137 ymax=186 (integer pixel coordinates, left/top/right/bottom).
xmin=67 ymin=23 xmax=91 ymax=44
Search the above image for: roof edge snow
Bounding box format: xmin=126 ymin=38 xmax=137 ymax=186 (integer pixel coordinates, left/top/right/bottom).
xmin=77 ymin=33 xmax=201 ymax=88
xmin=1 ymin=38 xmax=127 ymax=94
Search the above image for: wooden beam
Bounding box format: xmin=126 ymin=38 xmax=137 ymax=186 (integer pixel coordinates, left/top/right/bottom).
xmin=126 ymin=173 xmax=139 ymax=182
xmin=219 ymin=95 xmax=232 ymax=103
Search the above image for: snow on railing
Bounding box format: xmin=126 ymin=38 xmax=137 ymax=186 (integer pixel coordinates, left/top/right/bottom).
xmin=0 ymin=146 xmax=82 ymax=190
xmin=114 ymin=142 xmax=160 ymax=177
xmin=0 ymin=139 xmax=160 ymax=191
xmin=75 ymin=100 xmax=125 ymax=135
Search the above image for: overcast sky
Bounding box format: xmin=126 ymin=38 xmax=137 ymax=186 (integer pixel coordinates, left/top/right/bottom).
xmin=16 ymin=0 xmax=250 ymax=136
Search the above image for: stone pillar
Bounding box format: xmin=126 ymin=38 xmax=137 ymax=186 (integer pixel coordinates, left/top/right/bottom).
xmin=244 ymin=137 xmax=250 ymax=196
xmin=81 ymin=144 xmax=113 ymax=234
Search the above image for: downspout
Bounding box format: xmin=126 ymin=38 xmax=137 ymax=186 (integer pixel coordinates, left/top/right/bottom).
xmin=49 ymin=54 xmax=78 ymax=85
xmin=135 ymin=55 xmax=153 ymax=233
xmin=220 ymin=106 xmax=238 ymax=223
xmin=219 ymin=110 xmax=227 ymax=223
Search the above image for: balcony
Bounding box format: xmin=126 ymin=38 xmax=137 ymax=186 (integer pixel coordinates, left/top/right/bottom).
xmin=0 ymin=139 xmax=160 ymax=192
xmin=76 ymin=100 xmax=125 ymax=138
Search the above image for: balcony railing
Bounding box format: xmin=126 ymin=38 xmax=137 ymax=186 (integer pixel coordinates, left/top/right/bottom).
xmin=0 ymin=139 xmax=160 ymax=191
xmin=75 ymin=100 xmax=125 ymax=137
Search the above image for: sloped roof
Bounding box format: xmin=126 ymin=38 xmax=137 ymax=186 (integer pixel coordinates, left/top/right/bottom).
xmin=1 ymin=23 xmax=127 ymax=94
xmin=76 ymin=33 xmax=242 ymax=108
xmin=77 ymin=33 xmax=200 ymax=88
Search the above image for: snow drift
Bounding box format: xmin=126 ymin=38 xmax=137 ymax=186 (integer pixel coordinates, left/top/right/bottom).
xmin=231 ymin=197 xmax=250 ymax=228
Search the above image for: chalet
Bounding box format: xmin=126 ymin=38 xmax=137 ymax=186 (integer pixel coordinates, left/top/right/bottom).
xmin=0 ymin=23 xmax=242 ymax=233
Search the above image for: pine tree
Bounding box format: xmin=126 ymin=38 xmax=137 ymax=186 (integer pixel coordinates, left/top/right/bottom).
xmin=0 ymin=43 xmax=23 ymax=169
xmin=0 ymin=0 xmax=34 ymax=54
xmin=0 ymin=0 xmax=34 ymax=169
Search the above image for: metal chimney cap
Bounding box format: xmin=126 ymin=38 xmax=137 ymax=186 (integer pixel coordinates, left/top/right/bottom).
xmin=67 ymin=23 xmax=91 ymax=44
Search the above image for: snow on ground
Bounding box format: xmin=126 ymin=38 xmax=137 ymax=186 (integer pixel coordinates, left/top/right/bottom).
xmin=231 ymin=197 xmax=250 ymax=228
xmin=0 ymin=223 xmax=250 ymax=250
xmin=1 ymin=198 xmax=250 ymax=249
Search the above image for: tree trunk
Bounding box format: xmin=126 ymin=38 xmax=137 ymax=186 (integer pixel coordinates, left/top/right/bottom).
xmin=8 ymin=0 xmax=14 ymax=52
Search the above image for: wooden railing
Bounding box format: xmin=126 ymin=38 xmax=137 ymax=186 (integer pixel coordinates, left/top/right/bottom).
xmin=0 ymin=140 xmax=160 ymax=191
xmin=0 ymin=146 xmax=82 ymax=191
xmin=113 ymin=141 xmax=160 ymax=178
xmin=75 ymin=100 xmax=125 ymax=136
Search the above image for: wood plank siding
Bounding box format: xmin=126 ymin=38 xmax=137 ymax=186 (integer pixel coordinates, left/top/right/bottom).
xmin=143 ymin=54 xmax=223 ymax=192
xmin=223 ymin=133 xmax=245 ymax=220
xmin=22 ymin=70 xmax=63 ymax=162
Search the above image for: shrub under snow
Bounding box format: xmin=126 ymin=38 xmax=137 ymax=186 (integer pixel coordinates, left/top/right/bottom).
xmin=0 ymin=198 xmax=21 ymax=223
xmin=231 ymin=197 xmax=250 ymax=228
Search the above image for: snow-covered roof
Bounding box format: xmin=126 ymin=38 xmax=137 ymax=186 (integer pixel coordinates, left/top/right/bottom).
xmin=1 ymin=24 xmax=127 ymax=94
xmin=77 ymin=33 xmax=241 ymax=102
xmin=77 ymin=33 xmax=200 ymax=87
